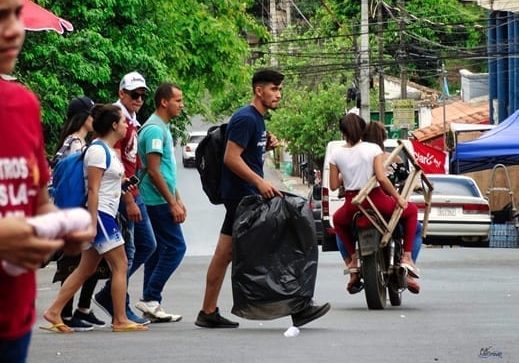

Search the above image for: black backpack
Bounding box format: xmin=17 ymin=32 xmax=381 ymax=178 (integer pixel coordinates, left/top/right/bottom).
xmin=195 ymin=124 xmax=227 ymax=204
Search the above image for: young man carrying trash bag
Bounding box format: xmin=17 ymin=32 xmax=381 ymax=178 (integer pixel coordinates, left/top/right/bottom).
xmin=195 ymin=68 xmax=330 ymax=328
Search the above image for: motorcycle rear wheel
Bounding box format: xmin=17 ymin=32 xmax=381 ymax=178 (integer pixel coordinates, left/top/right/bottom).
xmin=362 ymin=250 xmax=387 ymax=310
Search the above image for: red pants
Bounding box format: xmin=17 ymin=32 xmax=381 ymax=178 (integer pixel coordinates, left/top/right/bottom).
xmin=333 ymin=187 xmax=417 ymax=256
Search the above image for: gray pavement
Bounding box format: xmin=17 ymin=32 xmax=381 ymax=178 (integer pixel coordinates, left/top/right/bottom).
xmin=27 ymin=149 xmax=519 ymax=363
xmin=31 ymin=248 xmax=519 ymax=363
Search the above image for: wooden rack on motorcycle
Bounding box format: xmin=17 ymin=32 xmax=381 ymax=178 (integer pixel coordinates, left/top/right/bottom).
xmin=350 ymin=140 xmax=434 ymax=309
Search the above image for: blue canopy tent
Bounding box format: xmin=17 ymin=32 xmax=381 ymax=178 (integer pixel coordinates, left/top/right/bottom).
xmin=451 ymin=109 xmax=519 ymax=174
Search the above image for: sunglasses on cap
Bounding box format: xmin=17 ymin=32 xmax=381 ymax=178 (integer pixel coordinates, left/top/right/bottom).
xmin=124 ymin=89 xmax=146 ymax=101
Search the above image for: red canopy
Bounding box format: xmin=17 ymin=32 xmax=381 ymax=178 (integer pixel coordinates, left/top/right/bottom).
xmin=21 ymin=0 xmax=73 ymax=34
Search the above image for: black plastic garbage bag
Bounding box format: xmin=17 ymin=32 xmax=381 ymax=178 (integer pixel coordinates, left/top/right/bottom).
xmin=231 ymin=193 xmax=318 ymax=320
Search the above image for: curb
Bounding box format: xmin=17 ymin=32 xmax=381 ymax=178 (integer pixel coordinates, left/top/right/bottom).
xmin=265 ymin=157 xmax=311 ymax=198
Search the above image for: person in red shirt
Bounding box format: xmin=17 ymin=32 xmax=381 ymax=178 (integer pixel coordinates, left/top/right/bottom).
xmin=0 ymin=1 xmax=92 ymax=361
xmin=94 ymin=72 xmax=159 ymax=324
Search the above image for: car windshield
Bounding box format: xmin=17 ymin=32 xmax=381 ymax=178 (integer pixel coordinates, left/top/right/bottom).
xmin=189 ymin=135 xmax=205 ymax=143
xmin=429 ymin=178 xmax=480 ymax=197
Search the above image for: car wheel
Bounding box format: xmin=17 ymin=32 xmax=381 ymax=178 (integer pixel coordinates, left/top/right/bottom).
xmin=182 ymin=158 xmax=188 ymax=168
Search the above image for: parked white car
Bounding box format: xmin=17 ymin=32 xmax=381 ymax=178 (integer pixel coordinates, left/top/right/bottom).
xmin=410 ymin=174 xmax=491 ymax=246
xmin=182 ymin=131 xmax=206 ymax=167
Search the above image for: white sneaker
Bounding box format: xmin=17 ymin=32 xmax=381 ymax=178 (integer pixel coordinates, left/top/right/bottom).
xmin=134 ymin=301 xmax=182 ymax=323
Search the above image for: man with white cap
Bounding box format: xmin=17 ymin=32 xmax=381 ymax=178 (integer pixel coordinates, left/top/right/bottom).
xmin=94 ymin=72 xmax=161 ymax=324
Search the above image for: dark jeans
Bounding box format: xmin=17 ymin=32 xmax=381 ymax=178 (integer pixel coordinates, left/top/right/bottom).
xmin=62 ymin=276 xmax=97 ymax=317
xmin=143 ymin=203 xmax=186 ymax=303
xmin=0 ymin=331 xmax=31 ymax=363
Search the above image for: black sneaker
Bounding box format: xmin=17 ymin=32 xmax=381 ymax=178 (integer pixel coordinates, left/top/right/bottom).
xmin=63 ymin=316 xmax=94 ymax=332
xmin=291 ymin=302 xmax=331 ymax=328
xmin=73 ymin=310 xmax=106 ymax=328
xmin=195 ymin=307 xmax=239 ymax=328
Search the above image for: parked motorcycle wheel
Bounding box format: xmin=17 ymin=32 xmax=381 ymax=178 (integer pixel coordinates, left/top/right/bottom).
xmin=361 ymin=250 xmax=387 ymax=310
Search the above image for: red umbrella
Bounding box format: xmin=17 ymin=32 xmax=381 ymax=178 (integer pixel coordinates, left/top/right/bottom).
xmin=21 ymin=0 xmax=73 ymax=34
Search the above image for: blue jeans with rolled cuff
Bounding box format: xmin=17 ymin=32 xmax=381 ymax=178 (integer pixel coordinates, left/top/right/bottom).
xmin=142 ymin=203 xmax=186 ymax=303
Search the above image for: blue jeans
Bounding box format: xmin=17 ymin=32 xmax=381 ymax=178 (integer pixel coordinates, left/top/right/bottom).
xmin=121 ymin=195 xmax=157 ymax=277
xmin=336 ymin=222 xmax=422 ymax=262
xmin=99 ymin=195 xmax=157 ymax=301
xmin=143 ymin=203 xmax=186 ymax=303
xmin=0 ymin=331 xmax=31 ymax=363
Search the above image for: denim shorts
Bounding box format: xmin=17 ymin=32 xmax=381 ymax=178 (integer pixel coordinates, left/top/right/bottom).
xmin=90 ymin=211 xmax=124 ymax=255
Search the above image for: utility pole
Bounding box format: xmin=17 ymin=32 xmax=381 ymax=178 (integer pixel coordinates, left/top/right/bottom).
xmin=359 ymin=0 xmax=370 ymax=122
xmin=285 ymin=0 xmax=291 ymax=28
xmin=377 ymin=1 xmax=385 ymax=124
xmin=270 ymin=0 xmax=278 ymax=66
xmin=441 ymin=62 xmax=448 ymax=151
xmin=398 ymin=0 xmax=407 ymax=99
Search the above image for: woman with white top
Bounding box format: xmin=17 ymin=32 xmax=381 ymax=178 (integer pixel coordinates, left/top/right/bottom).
xmin=330 ymin=113 xmax=419 ymax=295
xmin=44 ymin=104 xmax=148 ymax=333
xmin=51 ymin=96 xmax=108 ymax=331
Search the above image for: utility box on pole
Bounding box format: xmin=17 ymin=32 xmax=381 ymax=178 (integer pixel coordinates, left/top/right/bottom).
xmin=392 ymin=99 xmax=415 ymax=131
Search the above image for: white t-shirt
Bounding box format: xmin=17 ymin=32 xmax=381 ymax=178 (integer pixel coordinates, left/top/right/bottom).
xmin=330 ymin=141 xmax=383 ymax=190
xmin=84 ymin=141 xmax=124 ymax=217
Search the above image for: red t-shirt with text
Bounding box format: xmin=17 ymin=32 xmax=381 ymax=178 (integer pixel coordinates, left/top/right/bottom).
xmin=114 ymin=117 xmax=140 ymax=197
xmin=0 ymin=80 xmax=50 ymax=339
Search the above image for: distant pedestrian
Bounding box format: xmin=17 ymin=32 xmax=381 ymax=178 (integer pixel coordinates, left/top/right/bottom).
xmin=94 ymin=72 xmax=157 ymax=325
xmin=195 ymin=69 xmax=330 ymax=329
xmin=135 ymin=82 xmax=186 ymax=322
xmin=44 ymin=104 xmax=148 ymax=333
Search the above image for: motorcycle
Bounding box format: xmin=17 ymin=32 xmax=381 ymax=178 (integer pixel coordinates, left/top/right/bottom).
xmin=351 ymin=141 xmax=433 ymax=309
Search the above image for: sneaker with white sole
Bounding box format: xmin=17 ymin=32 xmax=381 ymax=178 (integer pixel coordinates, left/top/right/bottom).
xmin=135 ymin=301 xmax=182 ymax=323
xmin=62 ymin=316 xmax=94 ymax=332
xmin=73 ymin=309 xmax=106 ymax=328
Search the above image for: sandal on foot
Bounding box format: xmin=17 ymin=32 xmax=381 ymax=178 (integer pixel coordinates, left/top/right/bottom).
xmin=112 ymin=323 xmax=149 ymax=332
xmin=346 ymin=269 xmax=364 ymax=294
xmin=401 ymin=263 xmax=420 ymax=279
xmin=406 ymin=276 xmax=420 ymax=294
xmin=39 ymin=323 xmax=73 ymax=334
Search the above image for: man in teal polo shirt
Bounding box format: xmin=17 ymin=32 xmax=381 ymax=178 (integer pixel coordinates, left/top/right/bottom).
xmin=136 ymin=82 xmax=186 ymax=322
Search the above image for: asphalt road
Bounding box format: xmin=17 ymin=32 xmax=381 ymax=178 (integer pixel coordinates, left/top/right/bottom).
xmin=27 ymin=138 xmax=519 ymax=363
xmin=31 ymin=248 xmax=519 ymax=363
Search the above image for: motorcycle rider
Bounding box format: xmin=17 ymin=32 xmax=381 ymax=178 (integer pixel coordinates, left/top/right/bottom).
xmin=329 ymin=114 xmax=420 ymax=294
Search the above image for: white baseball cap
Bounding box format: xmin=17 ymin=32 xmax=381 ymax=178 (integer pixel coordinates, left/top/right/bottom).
xmin=119 ymin=71 xmax=149 ymax=91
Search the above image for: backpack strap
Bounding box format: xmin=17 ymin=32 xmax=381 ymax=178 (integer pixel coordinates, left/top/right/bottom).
xmin=88 ymin=140 xmax=112 ymax=170
xmin=51 ymin=135 xmax=82 ymax=168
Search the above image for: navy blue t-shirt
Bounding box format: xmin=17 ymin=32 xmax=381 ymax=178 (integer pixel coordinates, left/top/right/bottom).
xmin=220 ymin=105 xmax=267 ymax=200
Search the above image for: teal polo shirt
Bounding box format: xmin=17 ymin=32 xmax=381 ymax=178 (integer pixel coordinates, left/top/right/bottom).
xmin=138 ymin=113 xmax=176 ymax=206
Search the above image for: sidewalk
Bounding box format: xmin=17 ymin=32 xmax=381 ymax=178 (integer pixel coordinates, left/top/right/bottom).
xmin=264 ymin=156 xmax=311 ymax=197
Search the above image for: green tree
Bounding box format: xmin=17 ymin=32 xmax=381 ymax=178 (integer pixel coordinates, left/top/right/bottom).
xmin=16 ymin=0 xmax=264 ymax=153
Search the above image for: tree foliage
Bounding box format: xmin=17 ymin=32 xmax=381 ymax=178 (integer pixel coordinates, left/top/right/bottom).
xmin=16 ymin=0 xmax=263 ymax=153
